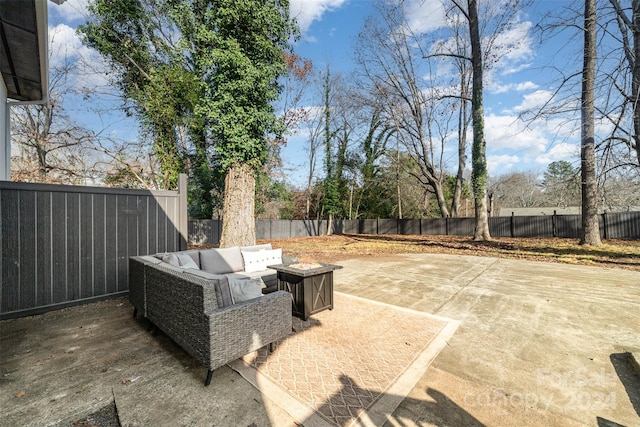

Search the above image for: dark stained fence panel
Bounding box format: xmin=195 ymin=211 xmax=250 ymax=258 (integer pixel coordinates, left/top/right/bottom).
xmin=555 ymin=215 xmax=581 ymax=238
xmin=1 ymin=180 xmax=187 ymax=319
xmin=513 ymin=215 xmax=553 ymax=238
xmin=421 ymin=218 xmax=447 ymax=235
xmin=378 ymin=219 xmax=398 ymax=235
xmin=448 ymin=218 xmax=475 ymax=236
xmin=604 ymin=211 xmax=640 ymax=239
xmin=489 ymin=217 xmax=512 ymax=237
xmin=399 ymin=219 xmax=420 ymax=235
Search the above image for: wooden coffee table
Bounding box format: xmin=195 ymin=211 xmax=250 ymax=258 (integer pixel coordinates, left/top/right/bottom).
xmin=268 ymin=263 xmax=342 ymax=320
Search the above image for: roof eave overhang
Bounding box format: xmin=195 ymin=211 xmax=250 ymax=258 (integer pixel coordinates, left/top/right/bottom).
xmin=1 ymin=0 xmax=49 ymax=105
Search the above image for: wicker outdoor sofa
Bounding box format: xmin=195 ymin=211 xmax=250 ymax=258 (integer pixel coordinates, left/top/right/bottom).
xmin=128 ymin=244 xmax=293 ymax=386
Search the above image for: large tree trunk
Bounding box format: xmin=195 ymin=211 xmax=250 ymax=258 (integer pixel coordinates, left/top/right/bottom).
xmin=468 ymin=0 xmax=491 ymax=241
xmin=633 ymin=0 xmax=640 ymax=164
xmin=220 ymin=163 xmax=256 ymax=247
xmin=580 ymin=0 xmax=602 ymax=245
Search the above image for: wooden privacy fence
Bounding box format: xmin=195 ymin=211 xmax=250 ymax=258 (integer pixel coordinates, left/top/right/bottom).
xmin=189 ymin=211 xmax=640 ymax=245
xmin=0 ymin=176 xmax=188 ymax=319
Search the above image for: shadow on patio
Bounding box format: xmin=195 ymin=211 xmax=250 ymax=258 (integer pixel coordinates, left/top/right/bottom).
xmin=0 ymin=293 xmax=458 ymax=427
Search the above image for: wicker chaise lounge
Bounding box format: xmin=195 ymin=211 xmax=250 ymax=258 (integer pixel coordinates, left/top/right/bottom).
xmin=129 ymin=251 xmax=292 ymax=386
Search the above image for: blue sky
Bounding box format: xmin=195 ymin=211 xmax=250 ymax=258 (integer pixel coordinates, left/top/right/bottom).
xmin=46 ymin=0 xmax=585 ymax=187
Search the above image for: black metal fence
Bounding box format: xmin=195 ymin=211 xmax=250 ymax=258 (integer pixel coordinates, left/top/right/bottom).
xmin=0 ymin=176 xmax=188 ymax=319
xmin=189 ymin=211 xmax=640 ymax=245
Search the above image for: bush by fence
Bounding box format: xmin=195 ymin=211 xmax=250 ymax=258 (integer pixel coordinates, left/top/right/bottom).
xmin=188 ymin=211 xmax=640 ymax=245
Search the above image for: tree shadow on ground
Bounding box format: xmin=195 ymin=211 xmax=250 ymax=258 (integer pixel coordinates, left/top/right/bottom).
xmin=301 ymin=374 xmax=485 ymax=427
xmin=610 ymin=353 xmax=640 ymax=417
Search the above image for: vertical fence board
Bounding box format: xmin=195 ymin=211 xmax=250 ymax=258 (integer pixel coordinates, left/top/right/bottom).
xmin=66 ymin=193 xmax=81 ymax=301
xmin=36 ymin=191 xmax=52 ymax=306
xmin=80 ymin=193 xmax=93 ymax=299
xmin=116 ymin=196 xmax=129 ymax=292
xmin=104 ymin=194 xmax=118 ymax=295
xmin=137 ymin=196 xmax=149 ymax=256
xmin=147 ymin=197 xmax=158 ymax=254
xmin=93 ymin=194 xmax=106 ymax=296
xmin=19 ymin=190 xmax=36 ymax=310
xmin=1 ymin=190 xmax=20 ymax=312
xmin=51 ymin=192 xmax=67 ymax=304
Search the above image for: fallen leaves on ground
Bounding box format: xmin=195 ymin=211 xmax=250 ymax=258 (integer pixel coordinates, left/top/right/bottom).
xmin=255 ymin=234 xmax=640 ymax=272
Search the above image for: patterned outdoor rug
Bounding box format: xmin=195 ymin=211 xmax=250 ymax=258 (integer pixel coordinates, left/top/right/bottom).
xmin=229 ymin=292 xmax=459 ymax=427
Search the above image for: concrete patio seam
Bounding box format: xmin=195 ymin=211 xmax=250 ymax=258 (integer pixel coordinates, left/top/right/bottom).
xmin=432 ymin=257 xmax=500 ymax=315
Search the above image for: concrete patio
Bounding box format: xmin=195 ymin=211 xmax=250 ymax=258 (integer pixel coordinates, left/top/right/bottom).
xmin=1 ymin=253 xmax=639 ymax=426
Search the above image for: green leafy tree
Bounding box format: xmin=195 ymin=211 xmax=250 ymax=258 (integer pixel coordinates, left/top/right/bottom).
xmin=542 ymin=160 xmax=580 ymax=207
xmin=80 ymin=1 xmax=296 ymax=236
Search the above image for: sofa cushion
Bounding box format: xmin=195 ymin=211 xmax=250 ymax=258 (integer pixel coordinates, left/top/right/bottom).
xmin=199 ymin=247 xmax=243 ymax=274
xmin=177 ymin=249 xmax=200 ymax=266
xmin=162 ymin=253 xmax=180 ymax=267
xmin=229 ymin=277 xmax=265 ymax=303
xmin=184 ymin=270 xmax=234 ymax=308
xmin=161 ymin=252 xmax=200 ymax=270
xmin=241 ymin=248 xmax=282 ymax=273
xmin=176 ymin=253 xmax=200 ymax=270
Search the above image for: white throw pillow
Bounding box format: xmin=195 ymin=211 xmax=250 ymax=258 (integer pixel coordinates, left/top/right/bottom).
xmin=229 ymin=277 xmax=265 ymax=303
xmin=176 ymin=253 xmax=200 ymax=270
xmin=241 ymin=248 xmax=282 ymax=273
xmin=161 ymin=253 xmax=180 ymax=267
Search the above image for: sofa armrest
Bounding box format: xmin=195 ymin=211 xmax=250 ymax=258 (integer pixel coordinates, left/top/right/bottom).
xmin=129 ymin=255 xmax=162 ymax=317
xmin=205 ymin=291 xmax=292 ymax=370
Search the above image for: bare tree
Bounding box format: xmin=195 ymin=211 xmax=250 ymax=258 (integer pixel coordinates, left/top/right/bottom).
xmin=606 ymin=0 xmax=640 ymax=166
xmin=581 ymin=0 xmax=602 ymax=245
xmin=449 ymin=0 xmax=491 ymax=239
xmin=10 ymin=60 xmax=99 ymax=184
xmin=356 ymin=1 xmax=452 ymax=218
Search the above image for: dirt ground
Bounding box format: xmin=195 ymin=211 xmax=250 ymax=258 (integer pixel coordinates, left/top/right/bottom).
xmin=255 ymin=234 xmax=640 ymax=272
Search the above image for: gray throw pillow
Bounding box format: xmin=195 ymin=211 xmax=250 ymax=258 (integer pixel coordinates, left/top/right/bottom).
xmin=176 ymin=253 xmax=199 ymax=270
xmin=161 ymin=253 xmax=180 ymax=267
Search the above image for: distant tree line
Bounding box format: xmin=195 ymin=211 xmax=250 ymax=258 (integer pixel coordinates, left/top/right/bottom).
xmin=8 ymin=0 xmax=640 ymax=246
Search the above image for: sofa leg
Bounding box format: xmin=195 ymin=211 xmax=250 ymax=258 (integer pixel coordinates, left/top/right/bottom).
xmin=133 ymin=307 xmax=138 ymax=318
xmin=205 ymin=369 xmax=214 ymax=386
xmin=268 ymin=342 xmax=275 ymax=353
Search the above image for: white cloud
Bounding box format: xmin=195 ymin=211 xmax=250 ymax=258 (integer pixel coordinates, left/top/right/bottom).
xmin=509 ymin=90 xmax=556 ymax=114
xmin=48 ymin=24 xmax=111 ymax=91
xmin=403 ymin=0 xmax=448 ymax=34
xmin=485 ymin=114 xmax=549 ymax=152
xmin=534 ymin=142 xmax=579 ymax=165
xmin=490 ymin=81 xmax=539 ymax=95
xmin=290 ymin=0 xmax=348 ymax=35
xmin=49 ymin=0 xmax=89 ymax=23
xmin=487 ymin=154 xmax=520 ymax=174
